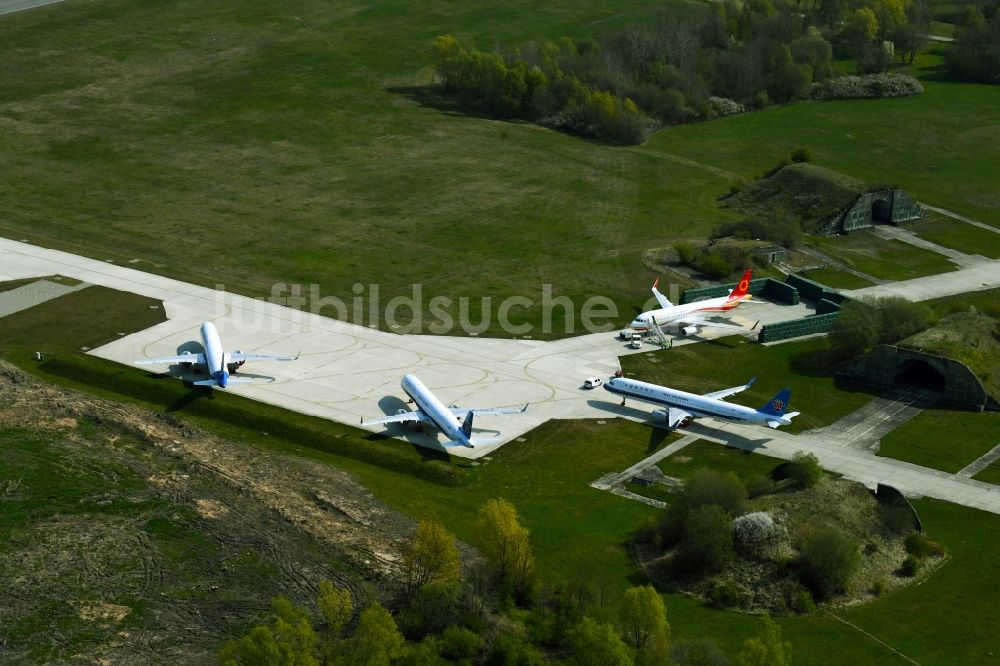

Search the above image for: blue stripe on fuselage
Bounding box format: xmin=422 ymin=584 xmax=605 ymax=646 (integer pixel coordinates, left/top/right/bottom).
xmin=605 ymin=382 xmax=749 ymax=422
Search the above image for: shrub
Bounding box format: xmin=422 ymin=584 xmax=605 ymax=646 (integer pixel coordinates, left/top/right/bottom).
xmin=707 ymin=96 xmax=747 ymax=118
xmin=798 ymin=526 xmax=859 ymax=600
xmin=697 ymin=252 xmax=734 ymax=279
xmin=900 ymin=555 xmax=919 ymax=577
xmin=808 ymin=73 xmax=923 ymax=100
xmin=790 ymin=585 xmax=816 ymax=614
xmin=674 ymin=242 xmax=696 ymax=265
xmin=905 ymin=533 xmax=942 ymax=559
xmin=744 ymin=472 xmax=774 ymax=498
xmin=440 ymin=625 xmax=482 ymax=661
xmin=732 ymin=512 xmax=780 ymax=558
xmin=677 ymin=505 xmax=734 ymax=575
xmin=684 ymin=469 xmax=748 ymax=517
xmin=786 ymin=451 xmax=823 ymax=488
xmin=708 ymin=580 xmax=746 ymax=608
xmin=871 ymin=581 xmax=886 ymax=596
xmin=790 ymin=146 xmax=813 ymax=163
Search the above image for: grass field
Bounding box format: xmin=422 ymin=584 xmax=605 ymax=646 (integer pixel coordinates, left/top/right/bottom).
xmin=0 ymin=1 xmax=997 ymax=339
xmin=908 ymin=214 xmax=1000 ymax=259
xmin=799 ymin=267 xmax=875 ymax=289
xmin=974 ymin=461 xmax=1000 ymax=485
xmin=657 ymin=439 xmax=782 ymax=481
xmin=805 ymin=231 xmax=957 ymax=280
xmin=621 ymin=336 xmax=876 ymax=433
xmin=878 ymin=409 xmax=1000 ymax=473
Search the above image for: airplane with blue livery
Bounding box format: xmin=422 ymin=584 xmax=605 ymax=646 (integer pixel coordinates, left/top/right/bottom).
xmin=362 ymin=374 xmax=527 ymax=448
xmin=603 ymin=375 xmax=799 ymax=429
xmin=135 ymin=321 xmax=298 ymax=388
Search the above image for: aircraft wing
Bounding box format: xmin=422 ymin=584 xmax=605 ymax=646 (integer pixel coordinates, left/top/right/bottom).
xmin=681 ymin=316 xmax=749 ymax=332
xmin=667 ymin=407 xmax=693 ymax=428
xmin=449 ymin=404 xmax=528 ymax=418
xmin=361 ymin=410 xmax=433 ymax=427
xmin=229 ymin=352 xmax=299 ymax=363
xmin=135 ymin=353 xmax=206 ymax=366
xmin=703 ymin=377 xmax=756 ymax=401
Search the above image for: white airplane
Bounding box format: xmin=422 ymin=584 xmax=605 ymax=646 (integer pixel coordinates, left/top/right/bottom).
xmin=628 ymin=268 xmax=756 ymax=335
xmin=603 ymin=375 xmax=799 ymax=429
xmin=361 ymin=374 xmax=527 ymax=448
xmin=135 ymin=321 xmax=298 ymax=388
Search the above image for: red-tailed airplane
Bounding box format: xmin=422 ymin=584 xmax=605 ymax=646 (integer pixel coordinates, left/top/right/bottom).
xmin=629 ymin=268 xmax=756 ymax=335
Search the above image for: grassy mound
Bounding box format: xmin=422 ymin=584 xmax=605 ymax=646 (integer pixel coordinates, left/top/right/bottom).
xmin=725 ymin=163 xmax=868 ymax=233
xmin=902 ymin=310 xmax=1000 ymax=402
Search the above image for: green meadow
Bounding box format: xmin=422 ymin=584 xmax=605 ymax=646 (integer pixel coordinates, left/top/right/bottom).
xmin=0 ymin=1 xmax=997 ymax=338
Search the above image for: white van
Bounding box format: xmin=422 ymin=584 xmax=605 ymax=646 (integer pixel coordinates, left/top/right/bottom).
xmin=583 ymin=377 xmax=603 ymax=389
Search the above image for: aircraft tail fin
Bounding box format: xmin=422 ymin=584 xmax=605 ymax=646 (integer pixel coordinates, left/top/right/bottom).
xmin=461 ymin=411 xmax=474 ymax=439
xmin=652 ymin=278 xmax=674 ymax=309
xmin=758 ymin=388 xmax=792 ymax=417
xmin=727 ymin=268 xmax=753 ymax=301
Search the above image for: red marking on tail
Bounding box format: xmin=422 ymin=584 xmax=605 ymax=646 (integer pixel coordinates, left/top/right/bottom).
xmin=652 ymin=278 xmax=660 ymax=290
xmin=727 ymin=268 xmax=753 ymax=301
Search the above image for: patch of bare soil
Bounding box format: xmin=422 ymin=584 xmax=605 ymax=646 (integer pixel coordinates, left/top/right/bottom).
xmin=0 ymin=361 xmax=436 ymax=663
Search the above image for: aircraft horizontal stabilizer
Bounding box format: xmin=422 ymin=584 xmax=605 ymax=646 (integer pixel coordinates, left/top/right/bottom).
xmin=136 ymin=353 xmax=207 ymax=366
xmin=361 ymin=410 xmax=432 ymax=427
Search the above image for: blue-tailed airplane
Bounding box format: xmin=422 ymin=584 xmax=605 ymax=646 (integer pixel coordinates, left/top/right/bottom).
xmin=135 ymin=321 xmax=297 ymax=388
xmin=362 ymin=374 xmax=527 ymax=448
xmin=603 ymin=375 xmax=799 ymax=429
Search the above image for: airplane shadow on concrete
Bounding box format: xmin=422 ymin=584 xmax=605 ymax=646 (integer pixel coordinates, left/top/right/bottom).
xmin=683 ymin=422 xmax=773 ymax=452
xmin=586 ymin=400 xmax=773 ymax=452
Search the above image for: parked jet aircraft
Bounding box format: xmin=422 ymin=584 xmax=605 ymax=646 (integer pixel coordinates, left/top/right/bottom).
xmin=135 ymin=321 xmax=297 ymax=388
xmin=603 ymin=375 xmax=799 ymax=429
xmin=362 ymin=374 xmax=527 ymax=448
xmin=629 ymin=268 xmax=756 ymax=335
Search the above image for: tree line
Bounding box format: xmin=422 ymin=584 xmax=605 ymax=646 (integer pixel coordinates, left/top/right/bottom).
xmin=430 ymin=0 xmax=934 ymax=144
xmin=219 ymin=497 xmax=792 ymax=665
xmin=949 ymin=3 xmax=1000 ymax=83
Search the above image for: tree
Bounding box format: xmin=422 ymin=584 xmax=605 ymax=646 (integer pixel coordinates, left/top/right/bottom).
xmin=318 ymin=581 xmax=353 ymax=663
xmin=342 ymin=603 xmax=406 ymax=666
xmin=318 ymin=581 xmax=352 ymax=637
xmin=620 ymin=585 xmax=670 ymax=664
xmin=569 ymin=617 xmax=634 ymax=666
xmin=677 ymin=505 xmax=734 ymax=575
xmin=798 ymin=526 xmax=860 ymax=600
xmin=873 ymin=296 xmax=930 ymax=344
xmin=830 ymin=298 xmax=880 ymax=360
xmin=220 ymin=596 xmax=319 ymax=666
xmin=475 ymin=498 xmax=536 ymax=599
xmin=220 ymin=626 xmax=284 ymax=666
xmin=402 ymin=521 xmax=461 ymax=594
xmin=786 ymin=451 xmax=823 ymax=488
xmin=684 ymin=469 xmax=748 ymax=517
xmin=737 ymin=614 xmax=791 ymax=666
